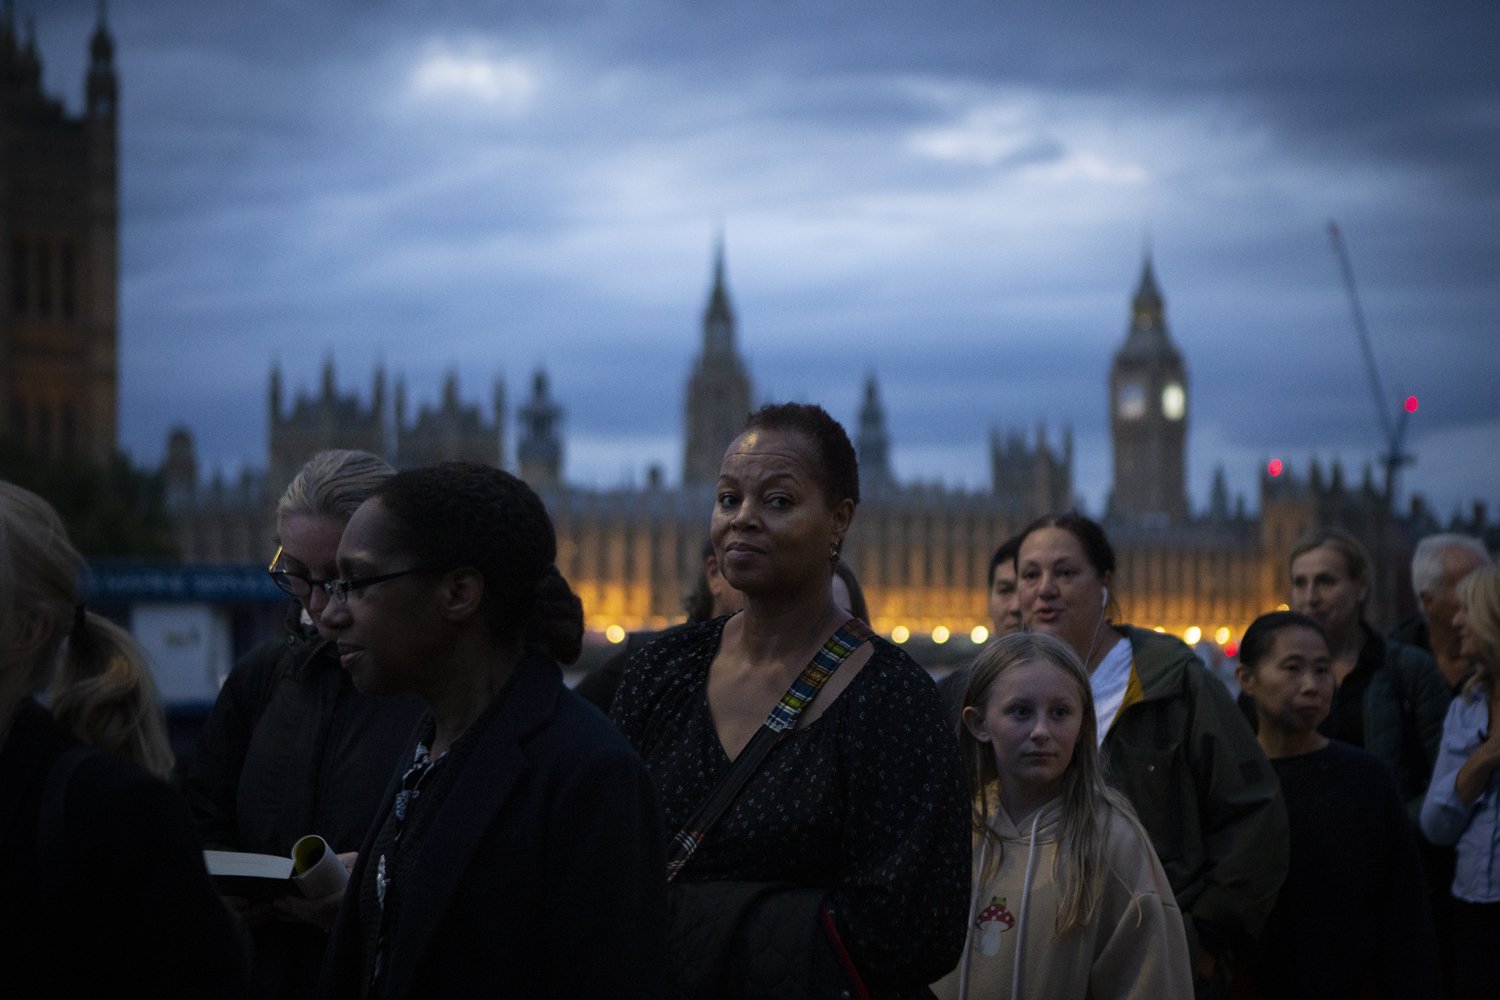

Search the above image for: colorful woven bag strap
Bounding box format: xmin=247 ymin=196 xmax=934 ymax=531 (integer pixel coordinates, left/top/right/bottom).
xmin=666 ymin=617 xmax=874 ymax=881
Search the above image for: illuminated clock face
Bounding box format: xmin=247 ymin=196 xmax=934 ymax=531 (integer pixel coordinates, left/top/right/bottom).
xmin=1117 ymin=379 xmax=1146 ymax=420
xmin=1162 ymin=382 xmax=1186 ymax=421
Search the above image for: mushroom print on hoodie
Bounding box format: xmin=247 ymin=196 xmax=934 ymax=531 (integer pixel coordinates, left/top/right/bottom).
xmin=931 ymin=797 xmax=1192 ymax=1000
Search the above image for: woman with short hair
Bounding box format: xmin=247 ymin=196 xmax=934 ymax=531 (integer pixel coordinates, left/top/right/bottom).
xmin=613 ymin=402 xmax=969 ymax=999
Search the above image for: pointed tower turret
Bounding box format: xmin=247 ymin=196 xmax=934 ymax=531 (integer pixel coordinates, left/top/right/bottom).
xmin=682 ymin=233 xmax=753 ymax=485
xmin=492 ymin=376 xmax=508 ymax=470
xmin=518 ymin=369 xmax=564 ymax=489
xmin=1107 ymin=252 xmax=1189 ymax=526
xmin=269 ymin=362 xmax=283 ymax=420
xmin=87 ymin=1 xmax=116 ymax=119
xmin=856 ymin=374 xmax=894 ymax=494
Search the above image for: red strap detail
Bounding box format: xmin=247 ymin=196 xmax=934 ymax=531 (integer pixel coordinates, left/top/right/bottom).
xmin=819 ymin=902 xmax=871 ymax=1000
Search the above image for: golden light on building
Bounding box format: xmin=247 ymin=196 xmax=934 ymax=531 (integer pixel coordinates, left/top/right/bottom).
xmin=1184 ymin=626 xmax=1202 ymax=645
xmin=1153 ymin=626 xmax=1166 ymax=634
xmin=1277 ymin=603 xmax=1290 ymax=612
xmin=1215 ymin=626 xmax=1231 ymax=646
xmin=891 ymin=625 xmax=910 ymax=644
xmin=605 ymin=624 xmax=626 ymax=644
xmin=932 ymin=625 xmax=951 ymax=644
xmin=970 ymin=625 xmax=989 ymax=644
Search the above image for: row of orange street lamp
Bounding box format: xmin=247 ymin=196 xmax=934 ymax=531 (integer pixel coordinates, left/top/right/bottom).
xmin=601 ymin=619 xmax=1261 ymax=658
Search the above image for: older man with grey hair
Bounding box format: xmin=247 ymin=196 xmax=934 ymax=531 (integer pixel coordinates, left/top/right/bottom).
xmin=1392 ymin=533 xmax=1491 ymax=694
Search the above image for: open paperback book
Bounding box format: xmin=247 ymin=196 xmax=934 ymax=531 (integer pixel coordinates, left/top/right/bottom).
xmin=204 ymin=834 xmax=348 ymax=904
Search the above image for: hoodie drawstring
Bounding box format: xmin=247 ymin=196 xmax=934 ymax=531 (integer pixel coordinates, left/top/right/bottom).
xmin=955 ymin=821 xmax=991 ymax=1000
xmin=1011 ymin=809 xmax=1043 ymax=1000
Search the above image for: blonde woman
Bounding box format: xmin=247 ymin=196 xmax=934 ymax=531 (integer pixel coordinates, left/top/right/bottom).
xmin=1421 ymin=560 xmax=1500 ymax=1000
xmin=0 ymin=481 xmax=246 ymax=998
xmin=184 ymin=450 xmax=422 ymax=1000
xmin=49 ymin=609 xmax=173 ymax=778
xmin=932 ymin=631 xmax=1192 ymax=1000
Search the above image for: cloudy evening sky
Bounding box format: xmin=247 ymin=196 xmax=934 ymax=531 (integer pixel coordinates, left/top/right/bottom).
xmin=29 ymin=0 xmax=1500 ymax=519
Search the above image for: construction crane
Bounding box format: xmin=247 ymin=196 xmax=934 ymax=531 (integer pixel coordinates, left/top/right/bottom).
xmin=1328 ymin=221 xmax=1415 ymax=507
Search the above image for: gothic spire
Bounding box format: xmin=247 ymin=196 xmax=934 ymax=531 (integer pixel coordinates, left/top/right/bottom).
xmin=856 ymin=373 xmax=893 ymax=492
xmin=87 ymin=0 xmax=117 ymax=118
xmin=702 ymin=232 xmax=735 ymax=356
xmin=1132 ymin=252 xmax=1163 ymax=330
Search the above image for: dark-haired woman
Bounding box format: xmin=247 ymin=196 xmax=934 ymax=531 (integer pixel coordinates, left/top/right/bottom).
xmin=1014 ymin=513 xmax=1286 ymax=998
xmin=316 ymin=462 xmax=666 ymax=1000
xmin=184 ymin=450 xmax=423 ymax=1000
xmin=1237 ymin=611 xmax=1437 ymax=1000
xmin=613 ymin=403 xmax=969 ymax=999
xmin=0 ymin=482 xmax=248 ymax=999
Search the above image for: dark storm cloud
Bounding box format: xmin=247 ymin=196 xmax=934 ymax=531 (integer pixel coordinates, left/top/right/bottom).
xmin=25 ymin=0 xmax=1500 ymax=516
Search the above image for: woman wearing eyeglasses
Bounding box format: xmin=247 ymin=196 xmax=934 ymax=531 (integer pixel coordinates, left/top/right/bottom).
xmin=183 ymin=450 xmax=423 ymax=1000
xmin=315 ymin=462 xmax=665 ymax=1000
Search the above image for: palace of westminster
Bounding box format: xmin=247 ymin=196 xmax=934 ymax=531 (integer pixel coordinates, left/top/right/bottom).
xmin=5 ymin=12 xmax=1491 ymax=658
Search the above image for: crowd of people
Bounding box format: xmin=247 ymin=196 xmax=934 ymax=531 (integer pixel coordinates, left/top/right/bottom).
xmin=1 ymin=403 xmax=1495 ymax=999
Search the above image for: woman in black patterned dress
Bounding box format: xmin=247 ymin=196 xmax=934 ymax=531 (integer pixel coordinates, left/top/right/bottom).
xmin=613 ymin=402 xmax=969 ymax=999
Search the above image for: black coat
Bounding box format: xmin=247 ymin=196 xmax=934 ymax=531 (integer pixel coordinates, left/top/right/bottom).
xmin=0 ymin=698 xmax=248 ymax=999
xmin=184 ymin=604 xmax=423 ymax=1000
xmin=317 ymin=647 xmax=669 ymax=1000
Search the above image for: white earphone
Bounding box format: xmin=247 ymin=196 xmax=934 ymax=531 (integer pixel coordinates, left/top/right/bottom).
xmin=1100 ymin=587 xmax=1109 ymax=609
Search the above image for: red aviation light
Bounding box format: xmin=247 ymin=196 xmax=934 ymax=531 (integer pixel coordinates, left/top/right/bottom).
xmin=1404 ymin=395 xmax=1419 ymax=414
xmin=1267 ymin=459 xmax=1284 ymax=477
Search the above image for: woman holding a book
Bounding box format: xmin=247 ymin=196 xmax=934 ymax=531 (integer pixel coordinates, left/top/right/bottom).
xmin=316 ymin=461 xmax=666 ymax=1000
xmin=184 ymin=450 xmax=423 ymax=999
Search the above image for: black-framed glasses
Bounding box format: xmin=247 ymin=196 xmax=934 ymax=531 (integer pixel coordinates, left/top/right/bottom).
xmin=267 ymin=545 xmax=336 ymax=600
xmin=322 ymin=568 xmax=427 ymax=605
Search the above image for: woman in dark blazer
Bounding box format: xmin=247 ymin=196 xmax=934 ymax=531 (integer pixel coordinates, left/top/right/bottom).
xmin=316 ymin=461 xmax=667 ymax=1000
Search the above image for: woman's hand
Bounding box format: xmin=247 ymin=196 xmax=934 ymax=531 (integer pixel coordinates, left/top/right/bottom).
xmin=271 ymin=851 xmax=358 ymax=932
xmin=1454 ymin=700 xmax=1500 ymax=806
xmin=221 ymin=894 xmax=277 ymax=929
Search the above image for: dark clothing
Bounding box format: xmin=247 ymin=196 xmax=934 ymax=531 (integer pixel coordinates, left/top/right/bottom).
xmin=1451 ymin=900 xmax=1500 ymax=1000
xmin=1237 ymin=624 xmax=1451 ymax=822
xmin=936 ymin=665 xmax=967 ymax=736
xmin=1104 ymin=627 xmax=1288 ymax=967
xmin=1243 ymin=741 xmax=1438 ymax=1000
xmin=1390 ymin=615 xmax=1434 ymax=673
xmin=1321 ymin=631 xmax=1376 ymax=748
xmin=574 ymin=625 xmax=677 ymax=714
xmin=184 ymin=605 xmax=423 ymax=1000
xmin=319 ymin=646 xmax=668 ymax=1000
xmin=1325 ymin=625 xmax=1451 ymax=819
xmin=612 ymin=616 xmax=970 ymax=996
xmin=1 ymin=698 xmax=248 ymax=999
xmin=1388 ymin=612 xmax=1463 ymax=997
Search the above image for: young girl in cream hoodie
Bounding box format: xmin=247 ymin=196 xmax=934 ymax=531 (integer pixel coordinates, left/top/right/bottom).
xmin=932 ymin=632 xmax=1192 ymax=1000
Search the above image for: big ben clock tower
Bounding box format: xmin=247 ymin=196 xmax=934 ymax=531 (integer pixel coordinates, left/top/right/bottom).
xmin=1108 ymin=255 xmax=1188 ymax=525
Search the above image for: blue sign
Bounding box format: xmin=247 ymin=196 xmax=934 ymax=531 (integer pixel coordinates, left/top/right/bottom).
xmin=85 ymin=562 xmax=284 ymax=602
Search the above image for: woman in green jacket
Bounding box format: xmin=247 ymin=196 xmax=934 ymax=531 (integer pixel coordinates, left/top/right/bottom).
xmin=1015 ymin=512 xmax=1288 ymax=999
